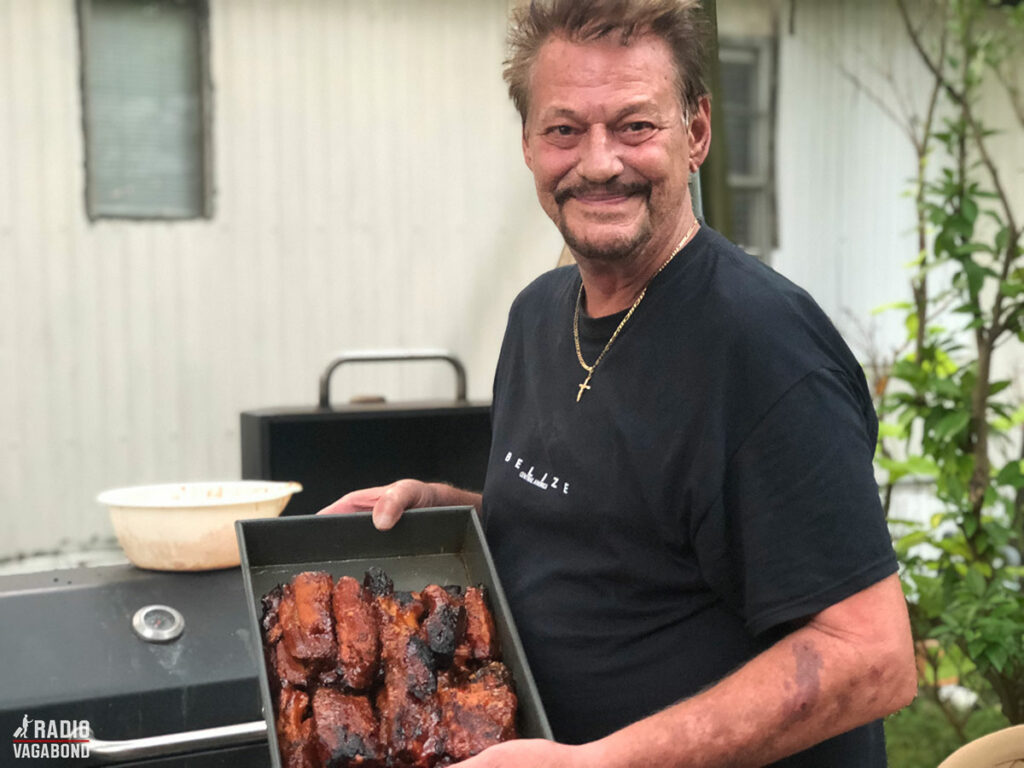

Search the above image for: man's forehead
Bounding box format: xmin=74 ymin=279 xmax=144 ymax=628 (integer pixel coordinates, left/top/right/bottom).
xmin=527 ymin=33 xmax=683 ymax=119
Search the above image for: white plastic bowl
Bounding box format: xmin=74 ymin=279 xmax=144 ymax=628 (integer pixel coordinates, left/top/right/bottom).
xmin=97 ymin=481 xmax=302 ymax=571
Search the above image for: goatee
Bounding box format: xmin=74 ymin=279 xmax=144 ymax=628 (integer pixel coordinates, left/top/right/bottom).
xmin=560 ymin=221 xmax=653 ymax=263
xmin=554 ymin=179 xmax=652 ymax=262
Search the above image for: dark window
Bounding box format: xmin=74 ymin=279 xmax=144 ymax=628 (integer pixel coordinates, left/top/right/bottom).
xmin=719 ymin=39 xmax=776 ymax=260
xmin=78 ymin=0 xmax=211 ymax=220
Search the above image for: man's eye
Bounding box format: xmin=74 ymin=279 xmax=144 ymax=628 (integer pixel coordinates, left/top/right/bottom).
xmin=542 ymin=125 xmax=581 ymax=146
xmin=620 ymin=122 xmax=657 ymax=136
xmin=618 ymin=121 xmax=656 ymax=145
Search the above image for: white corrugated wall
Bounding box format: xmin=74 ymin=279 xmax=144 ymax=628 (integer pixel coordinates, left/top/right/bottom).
xmin=769 ymin=0 xmax=1024 ymax=524
xmin=772 ymin=0 xmax=929 ymax=357
xmin=2 ymin=0 xmax=1021 ymax=561
xmin=0 ymin=0 xmax=563 ymax=560
xmin=771 ymin=0 xmax=1024 ymax=364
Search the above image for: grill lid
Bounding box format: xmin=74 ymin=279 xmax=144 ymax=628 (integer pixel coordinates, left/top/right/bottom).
xmin=0 ymin=565 xmax=262 ymax=743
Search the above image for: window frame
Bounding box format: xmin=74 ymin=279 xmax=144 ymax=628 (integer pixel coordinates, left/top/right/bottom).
xmin=718 ymin=35 xmax=777 ymax=261
xmin=76 ymin=0 xmax=215 ymax=222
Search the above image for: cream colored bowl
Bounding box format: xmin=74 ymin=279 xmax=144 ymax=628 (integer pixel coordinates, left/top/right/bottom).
xmin=97 ymin=481 xmax=302 ymax=571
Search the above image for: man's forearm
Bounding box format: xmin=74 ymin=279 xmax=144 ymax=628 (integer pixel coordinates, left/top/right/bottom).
xmin=581 ymin=575 xmax=916 ymax=768
xmin=585 ymin=632 xmax=883 ymax=766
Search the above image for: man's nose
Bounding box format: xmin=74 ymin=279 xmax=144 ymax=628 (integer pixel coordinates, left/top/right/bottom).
xmin=576 ymin=126 xmax=624 ymax=182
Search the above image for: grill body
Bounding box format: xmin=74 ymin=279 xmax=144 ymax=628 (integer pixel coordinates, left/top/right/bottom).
xmin=0 ymin=565 xmax=269 ymax=766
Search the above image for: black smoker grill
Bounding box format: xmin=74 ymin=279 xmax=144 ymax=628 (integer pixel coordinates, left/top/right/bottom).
xmin=240 ymin=351 xmax=491 ymax=517
xmin=0 ymin=564 xmax=270 ymax=767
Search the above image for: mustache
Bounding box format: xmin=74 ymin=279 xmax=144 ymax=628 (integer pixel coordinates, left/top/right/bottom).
xmin=554 ymin=180 xmax=650 ymax=206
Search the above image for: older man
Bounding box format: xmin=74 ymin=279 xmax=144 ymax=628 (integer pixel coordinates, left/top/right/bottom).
xmin=321 ymin=1 xmax=917 ymax=765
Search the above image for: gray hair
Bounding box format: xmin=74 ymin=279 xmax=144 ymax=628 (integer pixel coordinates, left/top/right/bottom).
xmin=503 ymin=0 xmax=712 ymax=123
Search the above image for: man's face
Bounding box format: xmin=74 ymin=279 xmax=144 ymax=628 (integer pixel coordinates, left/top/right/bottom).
xmin=522 ymin=34 xmax=709 ymax=264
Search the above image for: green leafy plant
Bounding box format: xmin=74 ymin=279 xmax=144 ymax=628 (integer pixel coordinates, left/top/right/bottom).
xmin=870 ymin=0 xmax=1024 ymax=732
xmin=884 ymin=696 xmax=1008 ymax=768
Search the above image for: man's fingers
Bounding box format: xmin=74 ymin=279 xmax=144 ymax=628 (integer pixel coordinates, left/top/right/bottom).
xmin=317 ymin=486 xmax=388 ymax=516
xmin=372 ymin=480 xmax=429 ymax=531
xmin=319 ymin=480 xmax=431 ymax=530
xmin=371 ymin=497 xmax=405 ymax=531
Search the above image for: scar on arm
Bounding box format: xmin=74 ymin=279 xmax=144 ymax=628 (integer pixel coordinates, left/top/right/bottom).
xmin=782 ymin=640 xmax=824 ymax=725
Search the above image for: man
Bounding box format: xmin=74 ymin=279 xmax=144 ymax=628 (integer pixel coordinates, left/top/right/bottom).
xmin=321 ymin=1 xmax=917 ymax=765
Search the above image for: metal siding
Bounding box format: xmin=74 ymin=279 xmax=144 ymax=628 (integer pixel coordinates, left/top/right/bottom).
xmin=1 ymin=0 xmax=561 ymax=559
xmin=10 ymin=0 xmax=1017 ymax=560
xmin=745 ymin=0 xmax=1024 ymax=520
xmin=771 ymin=0 xmax=923 ymax=356
xmin=769 ymin=0 xmax=1023 ymax=361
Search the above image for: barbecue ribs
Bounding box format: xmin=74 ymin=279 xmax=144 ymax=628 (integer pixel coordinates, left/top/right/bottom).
xmin=374 ymin=583 xmax=444 ymax=767
xmin=261 ymin=568 xmax=518 ymax=768
xmin=333 ymin=576 xmax=380 ymax=692
xmin=284 ymin=571 xmax=337 ymax=662
xmin=439 ymin=662 xmax=518 ymax=762
xmin=277 ymin=687 xmax=316 ymax=768
xmin=313 ymin=688 xmax=384 ymax=767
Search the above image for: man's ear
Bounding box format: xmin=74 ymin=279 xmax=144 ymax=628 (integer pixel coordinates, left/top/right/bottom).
xmin=687 ymin=95 xmax=712 ymax=173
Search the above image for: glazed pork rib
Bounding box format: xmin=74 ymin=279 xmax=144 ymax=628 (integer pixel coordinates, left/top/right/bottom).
xmin=261 ymin=567 xmax=518 ymax=768
xmin=312 ymin=688 xmax=384 ymax=767
xmin=419 ymin=585 xmax=467 ymax=669
xmin=333 ymin=576 xmax=380 ymax=691
xmin=284 ymin=571 xmax=337 ymax=663
xmin=458 ymin=586 xmax=499 ymax=665
xmin=277 ymin=687 xmax=316 ymax=768
xmin=263 ymin=585 xmax=313 ymax=689
xmin=439 ymin=662 xmax=518 ymax=762
xmin=371 ymin=572 xmax=445 ymax=767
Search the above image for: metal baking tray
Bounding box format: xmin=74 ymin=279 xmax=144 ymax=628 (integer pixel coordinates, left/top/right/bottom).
xmin=236 ymin=506 xmax=552 ymax=767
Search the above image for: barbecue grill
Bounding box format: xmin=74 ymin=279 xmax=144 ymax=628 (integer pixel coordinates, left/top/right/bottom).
xmin=0 ymin=564 xmax=269 ymax=766
xmin=1 ymin=351 xmax=495 ymax=765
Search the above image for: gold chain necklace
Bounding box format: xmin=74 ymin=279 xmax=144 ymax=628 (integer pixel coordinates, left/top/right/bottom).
xmin=572 ymin=219 xmax=700 ymax=402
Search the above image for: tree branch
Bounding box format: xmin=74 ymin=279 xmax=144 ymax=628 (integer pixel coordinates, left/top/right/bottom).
xmin=898 ymin=0 xmax=1020 ymax=244
xmin=839 ymin=66 xmax=916 ymax=144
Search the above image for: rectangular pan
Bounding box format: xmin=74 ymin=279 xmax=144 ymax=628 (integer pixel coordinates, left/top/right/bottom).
xmin=236 ymin=506 xmax=553 ymax=767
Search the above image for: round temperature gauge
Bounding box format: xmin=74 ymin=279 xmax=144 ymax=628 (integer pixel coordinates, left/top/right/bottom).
xmin=132 ymin=604 xmax=185 ymax=643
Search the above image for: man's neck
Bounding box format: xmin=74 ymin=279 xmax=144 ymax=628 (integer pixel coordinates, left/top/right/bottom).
xmin=576 ymin=217 xmax=698 ymax=318
xmin=577 ymin=260 xmax=657 ymax=318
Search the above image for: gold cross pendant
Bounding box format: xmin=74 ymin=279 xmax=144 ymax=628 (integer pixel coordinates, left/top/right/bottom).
xmin=576 ymin=371 xmax=593 ymax=402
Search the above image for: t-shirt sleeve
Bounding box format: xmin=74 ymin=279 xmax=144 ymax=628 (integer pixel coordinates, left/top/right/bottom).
xmin=693 ymin=366 xmax=897 ymax=637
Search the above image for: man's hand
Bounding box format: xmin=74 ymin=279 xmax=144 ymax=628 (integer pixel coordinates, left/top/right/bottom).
xmin=455 ymin=739 xmax=593 ymax=768
xmin=317 ymin=479 xmax=482 ymax=530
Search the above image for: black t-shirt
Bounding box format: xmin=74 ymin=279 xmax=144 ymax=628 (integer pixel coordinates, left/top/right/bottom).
xmin=482 ymin=226 xmax=897 ymax=765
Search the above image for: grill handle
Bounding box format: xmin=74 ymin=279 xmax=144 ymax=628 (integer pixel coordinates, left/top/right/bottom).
xmin=318 ymin=349 xmax=469 ymax=409
xmin=87 ymin=720 xmax=267 ymax=762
